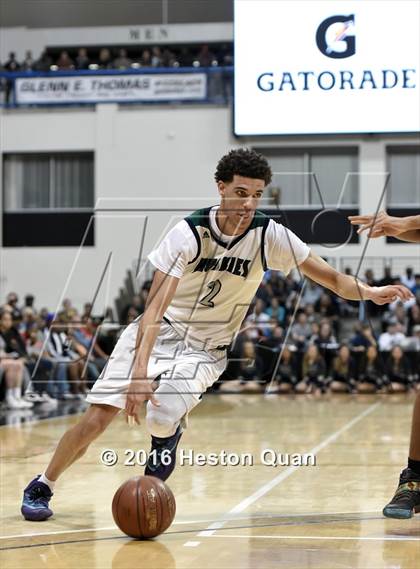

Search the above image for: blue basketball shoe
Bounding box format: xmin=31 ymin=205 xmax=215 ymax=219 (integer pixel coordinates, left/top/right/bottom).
xmin=144 ymin=425 xmax=183 ymax=481
xmin=21 ymin=475 xmax=53 ymax=521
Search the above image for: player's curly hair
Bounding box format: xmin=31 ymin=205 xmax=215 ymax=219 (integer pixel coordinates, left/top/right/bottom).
xmin=214 ymin=148 xmax=272 ymax=186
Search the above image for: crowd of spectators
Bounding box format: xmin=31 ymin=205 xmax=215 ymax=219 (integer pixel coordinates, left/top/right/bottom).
xmin=0 ymin=293 xmax=117 ymax=410
xmin=1 ymin=265 xmax=419 ymax=411
xmin=225 ymin=265 xmax=420 ymax=394
xmin=0 ymin=44 xmax=233 ymax=105
xmin=0 ymin=43 xmax=233 ymax=73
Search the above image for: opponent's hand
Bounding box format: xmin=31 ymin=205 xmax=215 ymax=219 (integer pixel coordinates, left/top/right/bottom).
xmin=366 ymin=284 xmax=413 ymax=305
xmin=125 ymin=368 xmax=160 ymax=425
xmin=348 ymin=212 xmax=407 ymax=238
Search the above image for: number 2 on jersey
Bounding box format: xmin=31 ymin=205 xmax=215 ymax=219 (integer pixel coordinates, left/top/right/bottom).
xmin=199 ymin=279 xmax=222 ymax=307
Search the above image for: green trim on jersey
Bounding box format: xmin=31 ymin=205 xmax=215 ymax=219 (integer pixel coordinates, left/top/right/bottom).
xmin=185 ymin=205 xmax=270 ymax=255
xmin=187 ymin=206 xmax=267 ymax=231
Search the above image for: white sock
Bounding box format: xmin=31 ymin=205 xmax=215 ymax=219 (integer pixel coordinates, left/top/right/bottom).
xmin=12 ymin=387 xmax=21 ymax=400
xmin=5 ymin=388 xmax=15 ymax=403
xmin=39 ymin=473 xmax=56 ymax=491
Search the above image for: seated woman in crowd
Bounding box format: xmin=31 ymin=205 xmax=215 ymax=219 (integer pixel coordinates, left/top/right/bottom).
xmin=70 ymin=316 xmax=108 ymax=386
xmin=296 ymin=344 xmax=326 ymax=394
xmin=0 ymin=335 xmax=33 ymax=409
xmin=265 ymin=297 xmax=286 ymax=326
xmin=311 ymin=320 xmax=338 ymax=372
xmin=357 ymin=345 xmax=384 ymax=393
xmin=237 ymin=340 xmax=263 ymax=392
xmin=0 ymin=309 xmax=53 ymax=404
xmin=330 ymin=344 xmax=356 ymax=393
xmin=44 ymin=315 xmax=86 ymax=399
xmin=274 ymin=345 xmax=297 ymax=393
xmin=385 ymin=345 xmax=412 ymax=392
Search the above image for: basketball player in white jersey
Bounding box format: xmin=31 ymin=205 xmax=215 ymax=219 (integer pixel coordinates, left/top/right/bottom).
xmin=350 ymin=211 xmax=420 ymax=519
xmin=21 ymin=149 xmax=413 ymax=521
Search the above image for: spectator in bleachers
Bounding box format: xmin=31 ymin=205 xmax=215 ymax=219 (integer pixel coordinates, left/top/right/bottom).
xmin=114 ymin=48 xmax=132 ymax=69
xmin=0 ymin=336 xmax=33 ymax=409
xmin=255 ymin=281 xmax=272 ymax=307
xmin=379 ymin=266 xmax=394 ymax=287
xmin=140 ymin=49 xmax=152 ymax=67
xmin=70 ymin=316 xmax=108 ymax=382
xmin=330 ymin=344 xmax=356 ymax=393
xmin=386 ymin=345 xmax=412 ymax=392
xmin=161 ymin=47 xmax=177 ymax=67
xmin=312 ymin=320 xmax=338 ymax=371
xmin=75 ymin=48 xmax=90 ymax=70
xmin=34 ymin=50 xmax=53 ymax=72
xmin=196 ymin=45 xmax=216 ymax=67
xmin=301 ymin=279 xmax=322 ymax=307
xmin=58 ymin=298 xmax=77 ymax=321
xmin=150 ymin=46 xmax=162 ymax=67
xmin=315 ymin=293 xmax=339 ymax=333
xmin=296 ymin=344 xmax=326 ymax=394
xmin=4 ymin=52 xmax=20 ymax=71
xmin=274 ymin=345 xmax=297 ymax=393
xmin=349 ymin=323 xmax=377 ymax=352
xmin=23 ymin=294 xmax=36 ymax=313
xmin=56 ymin=51 xmax=74 ymax=70
xmin=81 ymin=302 xmax=93 ymax=320
xmin=121 ymin=293 xmax=145 ymax=324
xmin=125 ymin=306 xmax=140 ymax=325
xmin=260 ymin=324 xmax=284 ymax=351
xmin=401 ymin=267 xmax=416 ymax=292
xmin=98 ymin=48 xmax=113 ymax=69
xmin=4 ymin=292 xmax=22 ymax=322
xmin=407 ymin=303 xmax=420 ymax=335
xmin=414 ymin=274 xmax=420 ymax=297
xmin=21 ymin=50 xmax=35 ymax=71
xmin=379 ymin=322 xmax=406 ymax=351
xmin=0 ymin=310 xmax=53 ymax=403
xmin=291 ymin=311 xmax=312 ymax=350
xmin=265 ymin=297 xmax=286 ymax=326
xmin=304 ymin=304 xmax=318 ymax=324
xmin=403 ymin=324 xmax=420 ymax=352
xmin=44 ymin=315 xmax=84 ymax=399
xmin=392 ymin=303 xmax=409 ymax=332
xmin=312 ymin=320 xmax=338 ymax=349
xmin=357 ymin=345 xmax=384 ymax=393
xmin=245 ymin=299 xmax=272 ymax=340
xmin=238 ymin=341 xmax=262 ymax=390
xmin=18 ymin=307 xmax=38 ymax=340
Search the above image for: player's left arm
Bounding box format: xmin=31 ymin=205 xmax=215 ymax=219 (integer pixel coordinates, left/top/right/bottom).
xmin=299 ymin=251 xmax=413 ymax=305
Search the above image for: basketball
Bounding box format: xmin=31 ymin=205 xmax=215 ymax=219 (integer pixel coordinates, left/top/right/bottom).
xmin=112 ymin=475 xmax=176 ymax=538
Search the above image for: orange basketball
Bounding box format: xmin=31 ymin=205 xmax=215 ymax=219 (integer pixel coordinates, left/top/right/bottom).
xmin=112 ymin=475 xmax=176 ymax=538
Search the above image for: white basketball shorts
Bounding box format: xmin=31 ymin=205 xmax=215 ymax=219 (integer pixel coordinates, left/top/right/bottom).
xmin=86 ymin=319 xmax=228 ymax=409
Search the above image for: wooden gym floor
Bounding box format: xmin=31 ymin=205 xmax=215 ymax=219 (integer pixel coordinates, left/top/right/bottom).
xmin=1 ymin=393 xmax=419 ymax=569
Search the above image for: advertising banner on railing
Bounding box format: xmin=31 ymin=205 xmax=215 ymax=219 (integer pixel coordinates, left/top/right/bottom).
xmin=14 ymin=73 xmax=207 ymax=104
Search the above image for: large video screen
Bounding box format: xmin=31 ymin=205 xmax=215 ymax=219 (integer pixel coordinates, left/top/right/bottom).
xmin=234 ymin=0 xmax=420 ymax=136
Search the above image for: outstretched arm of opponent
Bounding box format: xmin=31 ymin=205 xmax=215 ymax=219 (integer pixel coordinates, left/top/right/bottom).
xmin=348 ymin=212 xmax=420 ymax=243
xmin=300 ymin=252 xmax=413 ymax=304
xmin=125 ymin=269 xmax=179 ymax=423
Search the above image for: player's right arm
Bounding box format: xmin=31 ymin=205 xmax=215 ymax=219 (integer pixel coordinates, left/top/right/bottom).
xmin=348 ymin=212 xmax=420 ymax=243
xmin=125 ymin=220 xmax=197 ymax=423
xmin=125 ymin=269 xmax=179 ymax=423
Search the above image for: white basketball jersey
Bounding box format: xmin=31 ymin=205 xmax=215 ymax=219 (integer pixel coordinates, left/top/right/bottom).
xmin=162 ymin=206 xmax=269 ymax=349
xmin=148 ymin=205 xmax=310 ymax=350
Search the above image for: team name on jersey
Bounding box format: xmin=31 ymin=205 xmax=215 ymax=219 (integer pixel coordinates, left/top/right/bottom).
xmin=193 ymin=256 xmax=251 ymax=278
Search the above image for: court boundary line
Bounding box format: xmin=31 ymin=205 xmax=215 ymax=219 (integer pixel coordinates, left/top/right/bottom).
xmin=0 ymin=510 xmax=382 ymax=541
xmin=206 ymin=534 xmax=420 ymax=542
xmin=0 ymin=410 xmax=86 ymax=429
xmin=195 ymin=402 xmax=381 ymax=542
